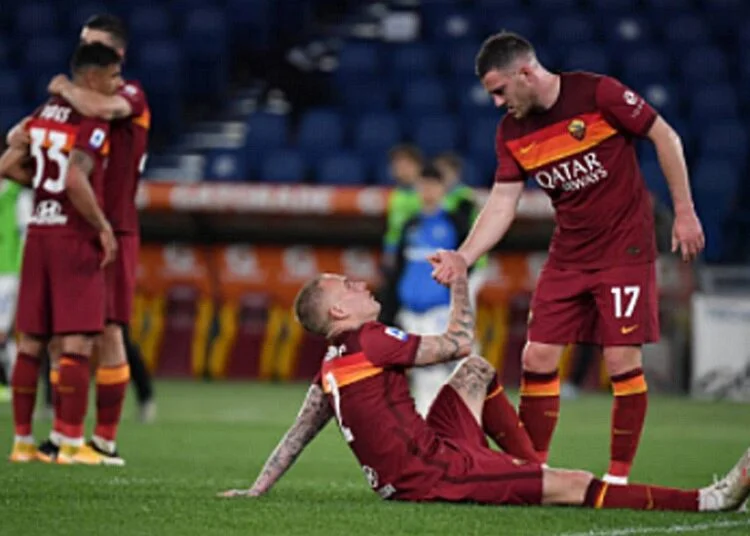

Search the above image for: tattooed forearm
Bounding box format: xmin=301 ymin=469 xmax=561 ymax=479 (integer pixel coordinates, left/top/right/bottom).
xmin=414 ymin=275 xmax=475 ymax=366
xmin=251 ymin=385 xmax=333 ymax=493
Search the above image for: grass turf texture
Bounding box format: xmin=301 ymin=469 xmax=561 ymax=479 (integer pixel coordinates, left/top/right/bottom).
xmin=1 ymin=381 xmax=749 ymax=536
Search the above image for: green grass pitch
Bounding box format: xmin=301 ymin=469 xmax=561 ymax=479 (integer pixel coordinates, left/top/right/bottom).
xmin=1 ymin=381 xmax=749 ymax=536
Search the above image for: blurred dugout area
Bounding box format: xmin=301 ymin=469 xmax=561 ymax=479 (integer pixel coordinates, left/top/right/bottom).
xmin=130 ymin=244 xmax=695 ymax=391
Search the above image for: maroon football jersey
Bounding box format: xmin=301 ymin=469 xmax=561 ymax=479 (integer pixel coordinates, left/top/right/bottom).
xmin=105 ymin=80 xmax=149 ymax=235
xmin=26 ymin=95 xmax=110 ymax=237
xmin=495 ymin=72 xmax=658 ymax=269
xmin=317 ymin=321 xmax=448 ymax=498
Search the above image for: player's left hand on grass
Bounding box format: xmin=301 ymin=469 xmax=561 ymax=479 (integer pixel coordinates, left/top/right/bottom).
xmin=47 ymin=74 xmax=71 ymax=96
xmin=218 ymin=488 xmax=264 ymax=498
xmin=672 ymin=209 xmax=705 ymax=262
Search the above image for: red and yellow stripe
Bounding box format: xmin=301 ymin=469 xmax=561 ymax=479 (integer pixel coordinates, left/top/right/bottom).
xmin=506 ymin=112 xmax=617 ymax=171
xmin=612 ymin=374 xmax=648 ymax=397
xmin=520 ymin=376 xmax=561 ymax=397
xmin=96 ymin=364 xmax=130 ymax=385
xmin=321 ymin=352 xmax=382 ymax=393
xmin=133 ymin=109 xmax=151 ymax=131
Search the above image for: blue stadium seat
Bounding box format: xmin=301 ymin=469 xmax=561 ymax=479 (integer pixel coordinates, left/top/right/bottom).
xmin=297 ymin=109 xmax=345 ymax=161
xmin=699 ymin=122 xmax=748 ymax=167
xmin=739 ymin=21 xmax=750 ymax=50
xmin=337 ymin=77 xmax=391 ymax=112
xmin=336 ymin=41 xmax=380 ymax=83
xmin=680 ymin=47 xmax=728 ymax=83
xmin=638 ymin=82 xmax=681 ymax=121
xmin=67 ymin=3 xmax=109 ymax=35
xmin=0 ymin=106 xmax=25 ymax=134
xmin=391 ymin=43 xmax=438 ymax=85
xmin=475 ymin=0 xmax=523 ymax=9
xmin=459 ymin=157 xmax=490 ymax=188
xmin=534 ymin=45 xmax=561 ymax=71
xmin=204 ymin=148 xmax=247 ymax=182
xmin=639 ymin=159 xmax=671 ymax=208
xmin=589 ymin=0 xmax=632 ymax=12
xmin=563 ymin=46 xmax=611 ymax=74
xmin=315 ymin=152 xmax=367 ymax=185
xmin=0 ymin=71 xmax=23 ymax=107
xmin=547 ymin=15 xmax=596 ymax=46
xmin=446 ymin=42 xmax=480 ymax=78
xmin=226 ymin=0 xmax=273 ymax=52
xmin=373 ymin=157 xmax=393 ymax=186
xmin=602 ymin=16 xmax=654 ymax=51
xmin=456 ymin=79 xmax=495 ymax=120
xmin=23 ymin=38 xmax=66 ymax=88
xmin=135 ymin=39 xmax=183 ymax=134
xmin=401 ymin=78 xmax=448 ymax=115
xmin=424 ymin=8 xmax=478 ymax=42
xmin=467 ymin=116 xmax=499 ymax=174
xmin=622 ymin=48 xmax=671 ymax=86
xmin=664 ymin=15 xmax=710 ymax=50
xmin=354 ymin=113 xmax=401 ymax=165
xmin=16 ymin=2 xmax=58 ymax=37
xmin=689 ymin=85 xmax=738 ymax=124
xmin=0 ymin=39 xmax=8 ymax=68
xmin=261 ymin=149 xmax=306 ymax=184
xmin=129 ymin=6 xmax=171 ymax=42
xmin=480 ymin=13 xmax=538 ymax=41
xmin=183 ymin=8 xmax=229 ymax=99
xmin=692 ymin=160 xmax=740 ymax=262
xmin=531 ymin=0 xmax=579 ymax=13
xmin=244 ymin=112 xmax=289 ymax=174
xmin=411 ymin=115 xmax=460 ymax=157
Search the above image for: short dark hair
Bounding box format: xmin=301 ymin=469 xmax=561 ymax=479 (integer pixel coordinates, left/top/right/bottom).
xmin=84 ymin=14 xmax=128 ymax=48
xmin=70 ymin=42 xmax=121 ymax=74
xmin=433 ymin=152 xmax=463 ymax=175
xmin=388 ymin=144 xmax=424 ymax=166
xmin=293 ymin=276 xmax=328 ymax=336
xmin=475 ymin=31 xmax=535 ymax=78
xmin=419 ymin=164 xmax=444 ymax=184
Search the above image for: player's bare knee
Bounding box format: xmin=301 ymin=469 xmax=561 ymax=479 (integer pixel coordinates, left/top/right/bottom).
xmin=522 ymin=342 xmax=561 ymax=372
xmin=449 ymin=355 xmax=494 ymax=394
xmin=18 ymin=334 xmax=45 ymax=358
xmin=603 ymin=345 xmax=642 ymax=377
xmin=60 ymin=334 xmax=95 ymax=357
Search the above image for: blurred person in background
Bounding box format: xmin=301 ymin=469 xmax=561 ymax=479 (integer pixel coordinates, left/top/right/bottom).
xmin=378 ymin=144 xmax=424 ymax=325
xmin=0 ymin=178 xmax=33 ymax=402
xmin=434 ymin=152 xmax=490 ymax=308
xmin=430 ymin=32 xmax=705 ymax=485
xmin=387 ymin=164 xmax=471 ymax=415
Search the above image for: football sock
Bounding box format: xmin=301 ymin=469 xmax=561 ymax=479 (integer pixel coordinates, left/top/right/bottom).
xmin=11 ymin=352 xmax=40 ymax=437
xmin=583 ymin=479 xmax=698 ymax=511
xmin=483 ymin=374 xmax=541 ymax=463
xmin=519 ymin=369 xmax=560 ymax=463
xmin=608 ymin=368 xmax=648 ymax=479
xmin=58 ymin=354 xmax=90 ymax=441
xmin=94 ymin=363 xmax=130 ymax=442
xmin=49 ymin=368 xmax=64 ymax=442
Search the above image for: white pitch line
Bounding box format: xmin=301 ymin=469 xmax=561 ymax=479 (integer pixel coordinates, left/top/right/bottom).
xmin=559 ymin=518 xmax=750 ymax=536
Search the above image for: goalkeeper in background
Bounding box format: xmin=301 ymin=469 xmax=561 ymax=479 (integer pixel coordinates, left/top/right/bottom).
xmin=0 ymin=179 xmax=32 ymax=401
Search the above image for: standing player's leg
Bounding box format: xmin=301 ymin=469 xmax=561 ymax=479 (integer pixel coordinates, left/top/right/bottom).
xmin=595 ymin=263 xmax=658 ymax=484
xmin=428 ymin=355 xmax=538 ymax=462
xmin=521 ymin=266 xmax=593 ymax=463
xmin=89 ymin=323 xmax=129 ymax=464
xmin=0 ymin=274 xmax=19 ymax=399
xmin=123 ymin=324 xmax=156 ymax=423
xmin=9 ymin=333 xmax=45 ymax=462
xmin=541 ymin=447 xmax=750 ymax=512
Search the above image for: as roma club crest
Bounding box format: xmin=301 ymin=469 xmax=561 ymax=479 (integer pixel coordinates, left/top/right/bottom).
xmin=567 ymin=118 xmax=586 ymax=141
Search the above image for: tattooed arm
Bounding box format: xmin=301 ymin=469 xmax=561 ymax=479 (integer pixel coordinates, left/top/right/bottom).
xmin=413 ymin=273 xmax=475 ymax=366
xmin=221 ymin=384 xmax=333 ymax=497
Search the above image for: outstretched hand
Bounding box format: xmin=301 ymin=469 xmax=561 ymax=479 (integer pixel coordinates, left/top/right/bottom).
xmin=672 ymin=209 xmax=705 ymax=263
xmin=428 ymin=250 xmax=468 ymax=286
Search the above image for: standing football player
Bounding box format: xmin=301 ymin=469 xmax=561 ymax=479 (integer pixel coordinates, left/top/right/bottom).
xmin=430 ymin=32 xmax=704 ymax=485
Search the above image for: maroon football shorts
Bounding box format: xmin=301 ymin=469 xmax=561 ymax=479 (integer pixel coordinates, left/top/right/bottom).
xmin=105 ymin=234 xmax=139 ymax=325
xmin=528 ymin=262 xmax=659 ymax=346
xmin=402 ymin=385 xmax=544 ymax=506
xmin=16 ymin=233 xmax=105 ymax=336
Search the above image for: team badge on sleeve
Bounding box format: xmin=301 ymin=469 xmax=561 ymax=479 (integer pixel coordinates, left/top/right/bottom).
xmin=384 ymin=326 xmax=407 ymax=341
xmin=123 ymin=84 xmax=138 ymax=96
xmin=89 ymin=128 xmax=106 ymax=149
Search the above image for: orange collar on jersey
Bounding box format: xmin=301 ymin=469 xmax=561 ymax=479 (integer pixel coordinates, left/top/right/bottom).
xmin=321 ymin=352 xmax=383 ymax=393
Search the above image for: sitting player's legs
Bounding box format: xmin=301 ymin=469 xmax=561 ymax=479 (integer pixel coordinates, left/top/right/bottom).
xmin=542 ymin=447 xmax=750 ymax=512
xmin=594 ymin=262 xmax=658 ymax=483
xmin=428 ymin=356 xmax=540 ymax=461
xmin=9 ymin=334 xmax=46 ymax=462
xmin=523 ymin=266 xmax=595 ymax=462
